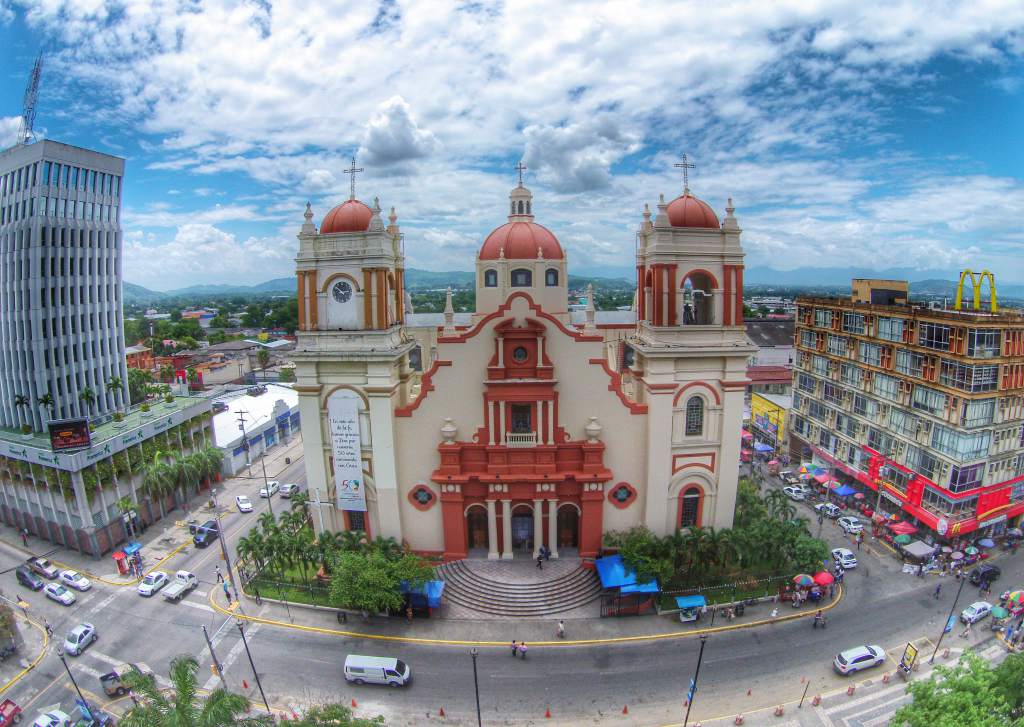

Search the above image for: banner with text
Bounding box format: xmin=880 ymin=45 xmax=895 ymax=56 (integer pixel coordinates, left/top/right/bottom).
xmin=328 ymin=393 xmax=366 ymax=512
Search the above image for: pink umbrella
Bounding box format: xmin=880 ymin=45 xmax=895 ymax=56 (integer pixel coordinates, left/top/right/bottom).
xmin=951 ymin=551 xmax=964 ymax=561
xmin=853 ymin=493 xmax=865 ymax=500
xmin=813 ymin=571 xmax=835 ymax=586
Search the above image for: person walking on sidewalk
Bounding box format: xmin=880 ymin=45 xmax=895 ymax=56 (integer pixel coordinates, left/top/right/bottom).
xmin=20 ymin=529 xmax=28 ymax=547
xmin=934 ymin=583 xmax=942 ymax=599
xmin=556 ymin=620 xmax=565 ymax=639
xmin=215 ymin=566 xmax=223 ymax=583
xmin=222 ymin=581 xmax=231 ymax=603
xmin=536 ymin=553 xmax=543 ymax=570
xmin=43 ymin=619 xmax=52 ymax=638
xmin=511 ymin=640 xmax=518 ymax=657
xmin=518 ymin=642 xmax=528 ymax=658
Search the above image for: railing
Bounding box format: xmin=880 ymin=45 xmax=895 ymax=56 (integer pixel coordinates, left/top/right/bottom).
xmin=504 ymin=432 xmax=538 ymax=448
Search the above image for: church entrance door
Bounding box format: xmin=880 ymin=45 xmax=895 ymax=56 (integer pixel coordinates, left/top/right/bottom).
xmin=466 ymin=507 xmax=488 ymax=551
xmin=510 ymin=506 xmax=534 ymax=553
xmin=557 ymin=505 xmax=579 ymax=549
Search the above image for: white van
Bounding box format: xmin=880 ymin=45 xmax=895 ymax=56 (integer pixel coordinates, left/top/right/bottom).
xmin=343 ymin=655 xmax=411 ymax=687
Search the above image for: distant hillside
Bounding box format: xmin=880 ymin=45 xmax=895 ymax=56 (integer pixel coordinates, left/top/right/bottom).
xmin=123 ymin=282 xmax=165 ymax=304
xmin=404 ymin=269 xmax=475 ymax=290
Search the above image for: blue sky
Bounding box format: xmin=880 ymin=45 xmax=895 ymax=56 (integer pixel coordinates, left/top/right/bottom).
xmin=2 ymin=1 xmax=1024 ymax=290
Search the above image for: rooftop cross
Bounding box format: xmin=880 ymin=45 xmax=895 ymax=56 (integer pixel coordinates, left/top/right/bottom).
xmin=674 ymin=153 xmax=696 ymax=194
xmin=343 ymin=155 xmax=364 ymax=200
xmin=515 ymin=161 xmax=527 ymax=187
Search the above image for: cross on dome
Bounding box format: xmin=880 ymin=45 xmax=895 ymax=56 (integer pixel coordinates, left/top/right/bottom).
xmin=674 ymin=153 xmax=696 ymax=194
xmin=515 ymin=161 xmax=527 ymax=187
xmin=343 ymin=155 xmax=364 ymax=200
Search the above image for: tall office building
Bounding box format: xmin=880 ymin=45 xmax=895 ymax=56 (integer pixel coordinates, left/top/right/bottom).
xmin=0 ymin=140 xmax=128 ymax=431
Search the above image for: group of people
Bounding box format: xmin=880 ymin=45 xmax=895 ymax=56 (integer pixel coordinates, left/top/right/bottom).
xmin=535 ymin=545 xmax=552 ymax=569
xmin=510 ymin=640 xmax=529 ymax=658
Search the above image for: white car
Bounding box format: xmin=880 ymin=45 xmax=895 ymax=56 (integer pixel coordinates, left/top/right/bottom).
xmin=834 ymin=645 xmax=885 ymax=675
xmin=59 ymin=569 xmax=92 ymax=591
xmin=837 ymin=517 xmax=863 ymax=535
xmin=815 ymin=503 xmax=841 ymax=519
xmin=832 ymin=548 xmax=858 ymax=569
xmin=137 ymin=571 xmax=169 ymax=597
xmin=32 ymin=710 xmax=71 ymax=727
xmin=235 ymin=495 xmax=253 ymax=513
xmin=43 ymin=582 xmax=76 ymax=606
xmin=961 ymin=601 xmax=993 ymax=624
xmin=259 ymin=480 xmax=280 ymax=498
xmin=63 ymin=622 xmax=97 ymax=656
xmin=279 ymin=483 xmax=300 ymax=498
xmin=783 ymin=486 xmax=806 ymax=501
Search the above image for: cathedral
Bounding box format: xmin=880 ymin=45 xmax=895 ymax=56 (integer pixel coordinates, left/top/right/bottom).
xmin=292 ymin=163 xmax=754 ymax=561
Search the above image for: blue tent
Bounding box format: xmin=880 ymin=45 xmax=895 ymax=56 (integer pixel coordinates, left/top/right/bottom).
xmin=674 ymin=595 xmax=707 ymax=609
xmin=123 ymin=542 xmax=142 ymax=556
xmin=753 ymin=442 xmax=774 ymax=453
xmin=400 ymin=580 xmax=445 ymax=608
xmin=594 ymin=554 xmax=659 ymax=593
xmin=832 ymin=485 xmax=857 ymax=497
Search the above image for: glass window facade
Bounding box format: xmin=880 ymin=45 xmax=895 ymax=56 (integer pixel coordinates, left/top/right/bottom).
xmin=895 ymin=349 xmax=924 ymax=377
xmin=873 ymin=372 xmax=901 ymax=401
xmin=919 ymin=322 xmax=951 ymax=351
xmin=939 ymin=361 xmax=999 ymax=392
xmin=912 ymin=385 xmax=947 ymax=416
xmin=876 ymin=317 xmax=904 ymax=342
xmin=931 ymin=425 xmax=991 ymax=462
xmin=842 ymin=312 xmax=865 ymax=334
xmin=841 ymin=363 xmax=862 ymax=387
xmin=827 ymin=334 xmax=847 ymax=356
xmin=967 ymin=329 xmax=1000 ymax=359
xmin=814 ymin=309 xmax=833 ymax=328
xmin=859 ymin=342 xmax=882 ymax=366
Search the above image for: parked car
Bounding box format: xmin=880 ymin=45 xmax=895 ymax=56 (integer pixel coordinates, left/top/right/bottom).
xmin=137 ymin=571 xmax=169 ymax=597
xmin=259 ymin=480 xmax=280 ymax=498
xmin=832 ymin=548 xmax=858 ymax=569
xmin=43 ymin=583 xmax=76 ymax=606
xmin=279 ymin=483 xmax=300 ymax=498
xmin=26 ymin=558 xmax=58 ymax=580
xmin=837 ymin=516 xmax=863 ymax=535
xmin=15 ymin=566 xmax=44 ymax=591
xmin=63 ymin=623 xmax=97 ymax=656
xmin=31 ymin=709 xmax=71 ymax=727
xmin=780 ymin=471 xmax=802 ymax=486
xmin=192 ymin=520 xmax=220 ymax=547
xmin=783 ymin=486 xmax=805 ymax=501
xmin=961 ymin=601 xmax=993 ymax=624
xmin=59 ymin=570 xmax=92 ymax=592
xmin=235 ymin=495 xmax=253 ymax=513
xmin=833 ymin=645 xmax=885 ymax=675
xmin=814 ymin=503 xmax=841 ymax=519
xmin=969 ymin=564 xmax=1001 ymax=586
xmin=343 ymin=655 xmax=412 ymax=687
xmin=99 ymin=662 xmax=153 ymax=697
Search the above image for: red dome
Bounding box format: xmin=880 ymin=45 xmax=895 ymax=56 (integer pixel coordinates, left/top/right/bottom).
xmin=320 ymin=199 xmax=372 ymax=234
xmin=666 ymin=193 xmax=720 ymax=229
xmin=479 ymin=221 xmax=564 ymax=260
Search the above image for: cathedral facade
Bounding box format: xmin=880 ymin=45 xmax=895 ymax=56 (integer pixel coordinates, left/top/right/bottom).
xmin=292 ymin=171 xmax=754 ymax=561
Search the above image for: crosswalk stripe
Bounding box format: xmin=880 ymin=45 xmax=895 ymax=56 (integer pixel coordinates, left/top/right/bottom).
xmin=89 ymin=649 xmax=124 ymax=667
xmin=179 ymin=600 xmax=215 ymax=613
xmin=87 ymin=592 xmax=118 ymax=614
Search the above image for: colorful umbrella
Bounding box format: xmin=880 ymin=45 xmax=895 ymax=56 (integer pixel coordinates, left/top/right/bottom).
xmin=1007 ymin=591 xmax=1024 ymax=606
xmin=991 ymin=606 xmax=1010 ymax=619
xmin=951 ymin=551 xmax=964 ymax=560
xmin=978 ymin=538 xmax=996 ymax=548
xmin=889 ymin=513 xmax=902 ymax=521
xmin=813 ymin=571 xmax=835 ymax=586
xmin=853 ymin=493 xmax=865 ymax=500
xmin=965 ymin=546 xmax=979 ymax=555
xmin=792 ymin=574 xmax=814 ymax=587
xmin=893 ymin=534 xmax=912 ymax=545
xmin=941 ymin=546 xmax=953 ymax=554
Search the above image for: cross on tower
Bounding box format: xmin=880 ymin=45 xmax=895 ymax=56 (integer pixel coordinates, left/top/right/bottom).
xmin=515 ymin=161 xmax=527 ymax=187
xmin=343 ymin=155 xmax=364 ymax=200
xmin=674 ymin=153 xmax=696 ymax=193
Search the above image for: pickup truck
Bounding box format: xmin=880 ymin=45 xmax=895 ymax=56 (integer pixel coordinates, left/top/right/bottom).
xmin=27 ymin=557 xmax=59 ymax=580
xmin=162 ymin=570 xmax=199 ymax=602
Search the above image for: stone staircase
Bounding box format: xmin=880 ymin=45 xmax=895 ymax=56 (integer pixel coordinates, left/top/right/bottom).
xmin=435 ymin=558 xmax=603 ymax=618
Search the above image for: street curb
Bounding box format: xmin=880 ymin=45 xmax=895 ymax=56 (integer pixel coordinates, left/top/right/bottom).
xmin=0 ymin=612 xmax=49 ymax=697
xmin=207 ymin=582 xmax=845 ymax=647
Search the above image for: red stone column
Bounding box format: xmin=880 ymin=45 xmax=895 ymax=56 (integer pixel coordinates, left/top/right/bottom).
xmin=440 ymin=484 xmax=467 ymax=561
xmin=667 ymin=264 xmax=678 ymax=326
xmin=579 ymin=482 xmax=605 ymax=560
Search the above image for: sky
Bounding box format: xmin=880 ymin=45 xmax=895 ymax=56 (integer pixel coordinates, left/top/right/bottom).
xmin=2 ymin=1 xmax=1024 ymax=291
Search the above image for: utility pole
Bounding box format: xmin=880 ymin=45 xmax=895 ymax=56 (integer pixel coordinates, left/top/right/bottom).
xmin=210 ymin=487 xmax=239 ymax=604
xmin=683 ymin=634 xmax=708 ymax=727
xmin=237 ymin=621 xmax=271 ymax=713
xmin=470 ymin=648 xmax=482 ymax=727
xmin=930 ymin=575 xmax=967 ymax=663
xmin=202 ymin=624 xmax=227 ymax=690
xmin=259 ymin=452 xmax=275 ymax=521
xmin=57 ymin=648 xmax=92 ymax=720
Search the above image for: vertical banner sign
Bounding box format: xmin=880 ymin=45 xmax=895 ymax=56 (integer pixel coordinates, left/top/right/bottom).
xmin=328 ymin=394 xmax=366 ymax=512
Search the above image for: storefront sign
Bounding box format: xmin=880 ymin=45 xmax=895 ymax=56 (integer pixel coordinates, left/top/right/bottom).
xmin=936 ymin=518 xmax=949 ymax=536
xmin=880 ymin=490 xmax=903 ymax=507
xmin=899 ymin=643 xmax=918 ymax=672
xmin=978 ymin=514 xmax=1007 ymax=529
xmin=328 ymin=393 xmax=366 ymax=512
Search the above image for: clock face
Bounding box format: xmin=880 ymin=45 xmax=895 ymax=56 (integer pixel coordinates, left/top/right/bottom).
xmin=332 ymin=281 xmax=353 ymax=303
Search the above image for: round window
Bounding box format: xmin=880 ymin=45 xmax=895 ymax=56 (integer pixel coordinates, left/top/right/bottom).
xmin=332 ymin=280 xmax=353 ymax=303
xmin=612 ymin=486 xmax=631 ymax=503
xmin=413 ymin=488 xmax=433 ymax=505
xmin=512 ymin=347 xmax=528 ymax=362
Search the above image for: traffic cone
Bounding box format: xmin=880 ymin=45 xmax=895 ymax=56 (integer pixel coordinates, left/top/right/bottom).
xmin=774 ymin=705 xmax=784 ymax=717
xmin=734 ymin=715 xmax=744 ymax=725
xmin=438 ymin=707 xmax=445 ymax=718
xmin=545 ymin=706 xmax=551 ymax=718
xmin=847 ymin=685 xmax=855 ymax=696
xmin=351 ymin=698 xmax=357 ymax=708
xmin=622 ymin=705 xmax=629 ymax=715
xmin=812 ymin=695 xmax=821 ymax=707
xmin=747 ymin=688 xmax=751 ymax=696
xmin=242 ymin=679 xmax=249 ymax=690
xmin=882 ymin=672 xmax=890 ymax=684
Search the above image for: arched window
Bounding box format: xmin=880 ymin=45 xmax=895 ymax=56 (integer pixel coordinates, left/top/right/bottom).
xmin=517 ymin=200 xmax=524 ymax=214
xmin=526 ymin=201 xmax=531 ymax=214
xmin=680 ymin=487 xmax=702 ymax=528
xmin=685 ymin=397 xmax=704 ymax=436
xmin=511 ymin=268 xmax=532 ymax=287
xmin=545 ymin=268 xmax=559 ymax=286
xmin=484 ymin=269 xmax=498 ymax=287
xmin=408 ymin=345 xmax=422 ymax=371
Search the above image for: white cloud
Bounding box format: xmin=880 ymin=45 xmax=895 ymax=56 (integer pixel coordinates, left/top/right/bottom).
xmin=359 ymin=96 xmax=438 ymax=167
xmin=523 ymin=117 xmax=640 ymax=193
xmin=0 ymin=116 xmax=21 ymax=148
xmin=124 ymin=203 xmax=277 ymax=229
xmin=123 ymin=224 xmax=295 ymax=291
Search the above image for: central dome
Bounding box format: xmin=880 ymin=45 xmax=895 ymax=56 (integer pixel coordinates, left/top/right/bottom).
xmin=666 ymin=192 xmax=720 ymax=229
xmin=479 ymin=221 xmax=564 ymax=260
xmin=320 ymin=199 xmax=372 ymax=234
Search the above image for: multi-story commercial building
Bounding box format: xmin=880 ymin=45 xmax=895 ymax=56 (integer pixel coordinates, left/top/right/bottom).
xmin=790 ymin=277 xmax=1024 ymax=541
xmin=0 ymin=139 xmax=212 ymax=556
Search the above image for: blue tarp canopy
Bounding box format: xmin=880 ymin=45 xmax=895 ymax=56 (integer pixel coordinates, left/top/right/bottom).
xmin=401 ymin=580 xmax=445 ymax=608
xmin=674 ymin=595 xmax=707 ymax=609
xmin=594 ymin=555 xmax=659 ymax=593
xmin=123 ymin=542 xmax=142 ymax=556
xmin=832 ymin=485 xmax=857 ymax=497
xmin=753 ymin=442 xmax=774 ymax=452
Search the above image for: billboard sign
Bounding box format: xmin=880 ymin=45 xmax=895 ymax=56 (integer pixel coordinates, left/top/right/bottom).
xmin=328 ymin=393 xmax=366 ymax=512
xmin=48 ymin=418 xmax=91 ymax=451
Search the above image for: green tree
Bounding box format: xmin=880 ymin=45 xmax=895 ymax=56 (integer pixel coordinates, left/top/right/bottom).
xmin=328 ymin=549 xmax=433 ymax=614
xmin=893 ymin=651 xmax=1021 ymax=727
xmin=257 ymin=349 xmax=270 ymax=375
xmin=172 ymin=319 xmax=203 ymax=340
xmin=603 ymin=526 xmax=674 ymax=585
xmin=106 ymin=376 xmax=124 ymax=408
xmin=159 ymin=364 xmax=176 ymax=383
xmin=121 ymin=654 xmax=269 ymax=727
xmin=78 ymin=387 xmax=97 ymax=416
xmin=992 ymin=652 xmax=1024 ymax=719
xmin=242 ymin=304 xmax=266 ymax=328
xmin=128 ymin=368 xmax=153 ymax=405
xmin=209 ymin=313 xmax=230 ymax=328
xmin=287 ymin=704 xmax=383 ymax=726
xmin=169 ymin=308 xmax=183 ymax=322
xmin=278 ymin=367 xmax=296 ymax=383
xmin=12 ymin=394 xmax=30 ymax=429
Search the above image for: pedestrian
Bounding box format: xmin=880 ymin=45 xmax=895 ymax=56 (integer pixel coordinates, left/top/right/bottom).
xmin=254 ymin=587 xmax=262 ymax=606
xmin=828 ymin=583 xmax=835 ymax=599
xmin=934 ymin=583 xmax=942 ymax=599
xmin=43 ymin=619 xmax=52 ymax=638
xmin=959 ymin=622 xmax=972 ymax=639
xmin=406 ymin=605 xmax=413 ymax=624
xmin=556 ymin=620 xmax=565 ymax=638
xmin=917 ymin=565 xmax=924 ymax=578
xmin=19 ymin=528 xmax=28 ymax=547
xmin=770 ymin=607 xmax=779 ymax=619
xmin=536 ymin=553 xmax=543 ymax=570
xmin=130 ymin=691 xmax=139 ymax=707
xmin=1006 ymin=626 xmax=1015 ymax=645
xmin=215 ymin=566 xmax=223 ymax=583
xmin=856 ymin=536 xmax=861 ymax=551
xmin=813 ymin=610 xmax=822 ymax=629
xmin=222 ymin=581 xmax=231 ymax=602
xmin=511 ymin=640 xmax=518 ymax=657
xmin=519 ymin=642 xmax=527 ymax=658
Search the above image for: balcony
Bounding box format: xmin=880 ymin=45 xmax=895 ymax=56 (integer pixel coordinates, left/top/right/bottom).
xmin=504 ymin=432 xmax=538 ymax=448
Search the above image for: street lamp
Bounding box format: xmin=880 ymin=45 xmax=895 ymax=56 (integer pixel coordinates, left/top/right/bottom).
xmin=683 ymin=634 xmax=708 ymax=727
xmin=470 ymin=648 xmax=482 ymax=727
xmin=236 ymin=620 xmax=271 ymax=713
xmin=57 ymin=647 xmax=93 ymax=720
xmin=930 ymin=574 xmax=967 ymax=663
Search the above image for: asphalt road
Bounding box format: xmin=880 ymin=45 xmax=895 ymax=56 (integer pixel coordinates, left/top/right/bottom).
xmin=5 ymin=461 xmax=1022 ymax=726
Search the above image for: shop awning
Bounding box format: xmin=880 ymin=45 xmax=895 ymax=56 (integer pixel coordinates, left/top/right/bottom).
xmin=833 ymin=485 xmax=857 ymax=497
xmin=890 ymin=521 xmax=918 ymax=535
xmin=902 ymin=540 xmax=936 ymax=560
xmin=595 ymin=555 xmax=659 ymax=593
xmin=815 ymin=473 xmax=831 ymax=484
xmin=123 ymin=542 xmax=142 ymax=556
xmin=674 ymin=595 xmax=707 ymax=609
xmin=753 ymin=442 xmax=774 ymax=453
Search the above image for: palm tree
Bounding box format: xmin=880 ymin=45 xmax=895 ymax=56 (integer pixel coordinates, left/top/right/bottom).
xmin=13 ymin=394 xmax=30 ymax=430
xmin=121 ymin=654 xmax=264 ymax=727
xmin=78 ymin=387 xmax=97 ymax=417
xmin=159 ymin=364 xmax=175 ymax=383
xmin=237 ymin=530 xmax=269 ymax=573
xmin=106 ymin=376 xmax=123 ymax=409
xmin=141 ymin=452 xmax=174 ymax=519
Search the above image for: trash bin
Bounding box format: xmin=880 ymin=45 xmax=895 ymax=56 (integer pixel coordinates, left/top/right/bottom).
xmin=735 ymin=603 xmax=745 ymax=617
xmin=285 ymin=457 xmax=291 ymax=465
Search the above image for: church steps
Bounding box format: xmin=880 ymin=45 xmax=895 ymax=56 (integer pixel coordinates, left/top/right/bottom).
xmin=439 ymin=559 xmax=597 ymax=596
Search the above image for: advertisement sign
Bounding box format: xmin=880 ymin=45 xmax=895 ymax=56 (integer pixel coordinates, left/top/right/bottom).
xmin=328 ymin=393 xmax=366 ymax=512
xmin=899 ymin=643 xmax=918 ymax=672
xmin=48 ymin=418 xmax=91 ymax=451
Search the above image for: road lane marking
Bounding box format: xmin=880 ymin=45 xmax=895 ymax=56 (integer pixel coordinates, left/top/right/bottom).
xmin=0 ymin=611 xmax=49 ymax=697
xmin=202 ymin=622 xmax=262 ymax=691
xmin=180 ymin=599 xmax=216 ymax=613
xmin=74 ymin=662 xmax=104 ymax=680
xmin=88 ymin=592 xmax=118 ymax=614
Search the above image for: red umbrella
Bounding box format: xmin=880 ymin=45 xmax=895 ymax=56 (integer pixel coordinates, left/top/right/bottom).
xmin=853 ymin=493 xmax=865 ymax=500
xmin=813 ymin=571 xmax=835 ymax=586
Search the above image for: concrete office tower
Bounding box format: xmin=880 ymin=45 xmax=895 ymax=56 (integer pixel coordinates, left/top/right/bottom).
xmin=0 ymin=140 xmax=127 ymax=431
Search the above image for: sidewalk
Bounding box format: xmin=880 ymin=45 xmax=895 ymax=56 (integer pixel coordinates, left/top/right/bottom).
xmin=0 ymin=434 xmax=305 ymax=584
